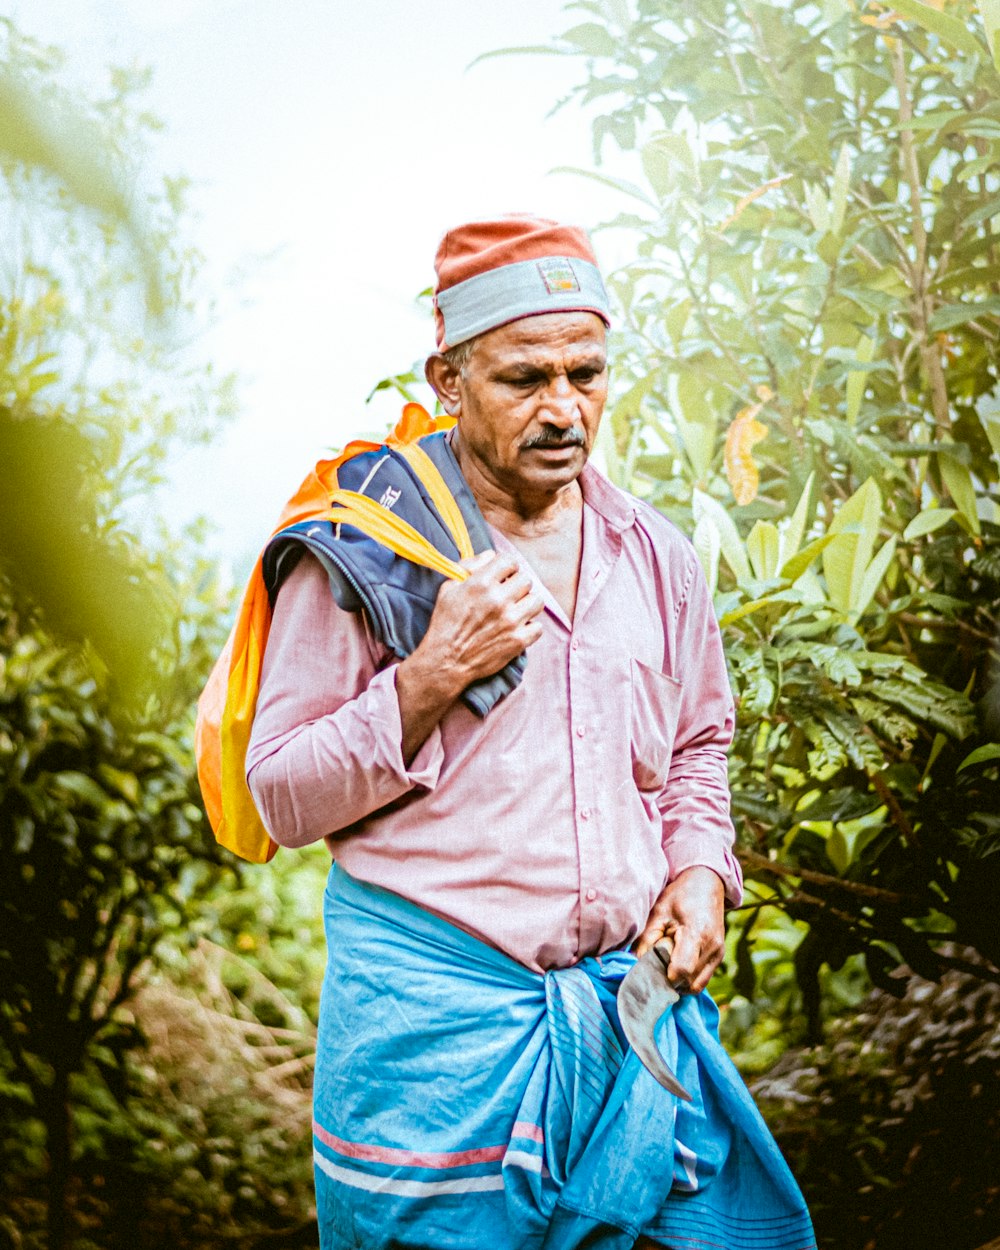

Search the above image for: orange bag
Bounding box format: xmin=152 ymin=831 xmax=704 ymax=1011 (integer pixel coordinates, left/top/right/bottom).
xmin=195 ymin=403 xmax=465 ymax=863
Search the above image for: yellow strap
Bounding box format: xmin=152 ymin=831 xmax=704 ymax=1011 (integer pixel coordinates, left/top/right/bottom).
xmin=392 ymin=442 xmax=475 ymax=561
xmin=324 ymin=490 xmax=469 ymax=582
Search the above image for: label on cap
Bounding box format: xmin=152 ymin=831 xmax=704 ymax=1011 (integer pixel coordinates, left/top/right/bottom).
xmin=537 ymin=258 xmax=580 ymax=294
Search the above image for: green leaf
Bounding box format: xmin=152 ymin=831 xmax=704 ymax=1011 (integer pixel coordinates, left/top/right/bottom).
xmin=899 ymin=108 xmax=984 ymax=132
xmin=550 ymin=165 xmax=656 ymax=208
xmin=720 ymin=597 xmax=775 ymax=628
xmin=672 ymin=373 xmax=719 ymax=480
xmin=96 ymin=764 xmax=141 ymax=805
xmin=890 ymin=0 xmax=986 ymax=59
xmin=51 ymin=770 xmax=109 ymax=808
xmin=981 ymin=0 xmax=1000 ymax=69
xmin=975 ymin=391 xmax=1000 ymax=460
xmin=747 ymin=520 xmax=781 ymax=581
xmin=803 ymin=718 xmax=848 ymax=780
xmin=845 ymin=333 xmax=876 ymax=425
xmin=642 ymin=131 xmax=694 ymax=200
xmin=804 ymin=182 xmax=830 ymax=234
xmin=785 ymin=641 xmax=863 ymax=687
xmin=665 ymin=298 xmax=692 ymax=344
xmin=829 ymin=143 xmax=851 ymax=237
xmin=854 ymin=536 xmax=896 ymax=617
xmin=903 ymin=508 xmax=957 ymax=541
xmin=470 ymin=45 xmax=565 ymax=66
xmin=779 ymin=472 xmax=815 ymax=567
xmin=878 ymin=679 xmax=975 ymax=739
xmin=958 ymin=743 xmax=1000 ymax=770
xmin=692 ymin=489 xmax=751 ymax=583
xmin=957 ymin=153 xmax=998 ymax=182
xmin=826 ymin=826 xmax=850 ymax=874
xmin=561 ymin=23 xmax=618 ymax=56
xmin=928 ymin=296 xmax=1000 ymax=331
xmin=939 ymin=452 xmax=982 ymax=536
xmin=692 ymin=514 xmax=721 ymax=594
xmin=823 ymin=478 xmax=883 ymax=615
xmin=961 ymin=195 xmax=1000 ymax=228
xmin=780 ymin=534 xmax=835 ymax=582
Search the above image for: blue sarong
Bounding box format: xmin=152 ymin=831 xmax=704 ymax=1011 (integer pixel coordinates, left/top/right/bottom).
xmin=314 ymin=865 xmax=816 ymax=1250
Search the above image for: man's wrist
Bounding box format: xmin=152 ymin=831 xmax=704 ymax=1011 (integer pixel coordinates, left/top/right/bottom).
xmin=396 ymin=644 xmax=469 ymax=717
xmin=672 ymin=864 xmax=725 ymax=891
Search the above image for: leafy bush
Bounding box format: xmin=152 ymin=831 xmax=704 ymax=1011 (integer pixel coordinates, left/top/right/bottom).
xmin=751 ymin=949 xmax=1000 ymax=1250
xmin=535 ymin=0 xmax=1000 ymax=1037
xmin=0 ymin=21 xmax=239 ymax=1247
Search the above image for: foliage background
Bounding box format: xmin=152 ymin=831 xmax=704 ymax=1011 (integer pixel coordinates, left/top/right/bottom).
xmin=2 ymin=2 xmax=1000 ymax=1248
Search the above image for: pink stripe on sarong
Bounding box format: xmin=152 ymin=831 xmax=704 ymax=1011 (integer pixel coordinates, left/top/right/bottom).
xmin=313 ymin=1119 xmax=507 ymax=1169
xmin=511 ymin=1121 xmax=544 ymax=1143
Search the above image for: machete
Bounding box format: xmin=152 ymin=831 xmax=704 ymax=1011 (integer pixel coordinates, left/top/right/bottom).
xmin=617 ymin=938 xmax=692 ymax=1101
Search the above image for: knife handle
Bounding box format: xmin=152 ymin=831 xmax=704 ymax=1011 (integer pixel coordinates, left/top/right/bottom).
xmin=652 ymin=936 xmax=688 ymax=991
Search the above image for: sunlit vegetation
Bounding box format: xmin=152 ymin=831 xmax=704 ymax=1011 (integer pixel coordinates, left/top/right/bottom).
xmin=0 ymin=22 xmax=323 ymax=1248
xmin=2 ymin=3 xmax=1000 ymax=1248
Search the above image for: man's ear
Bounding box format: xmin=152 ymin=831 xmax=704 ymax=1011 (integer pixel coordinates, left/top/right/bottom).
xmin=424 ymin=354 xmax=462 ymax=416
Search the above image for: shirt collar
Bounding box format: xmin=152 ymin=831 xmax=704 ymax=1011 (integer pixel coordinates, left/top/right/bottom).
xmin=579 ymin=460 xmax=635 ymax=532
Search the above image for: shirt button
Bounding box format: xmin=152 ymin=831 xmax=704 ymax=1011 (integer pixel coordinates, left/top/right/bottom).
xmin=571 ymin=639 xmax=580 ymax=652
xmin=585 ymin=888 xmax=598 ymax=902
xmin=575 ymin=725 xmax=586 ymax=738
xmin=580 ymin=808 xmax=591 ymax=821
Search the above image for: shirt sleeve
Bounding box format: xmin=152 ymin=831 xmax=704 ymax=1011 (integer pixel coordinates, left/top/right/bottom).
xmin=658 ymin=555 xmax=743 ymax=907
xmin=245 ymin=554 xmax=444 ymax=848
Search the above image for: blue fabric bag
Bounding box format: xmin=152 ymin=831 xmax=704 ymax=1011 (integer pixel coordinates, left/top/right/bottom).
xmin=313 ymin=865 xmax=816 ymax=1250
xmin=262 ymin=430 xmax=525 ymax=717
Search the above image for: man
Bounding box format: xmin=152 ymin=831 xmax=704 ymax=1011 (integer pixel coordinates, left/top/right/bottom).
xmin=245 ymin=217 xmax=812 ymax=1250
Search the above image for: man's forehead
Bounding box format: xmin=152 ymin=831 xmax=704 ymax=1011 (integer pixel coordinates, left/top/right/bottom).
xmin=478 ymin=312 xmax=607 ymax=363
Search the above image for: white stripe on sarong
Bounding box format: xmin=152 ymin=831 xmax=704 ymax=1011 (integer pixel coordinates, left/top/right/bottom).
xmin=674 ymin=1139 xmax=699 ymax=1193
xmin=314 ymin=1150 xmax=505 ymax=1197
xmin=503 ymin=1149 xmax=544 ymax=1173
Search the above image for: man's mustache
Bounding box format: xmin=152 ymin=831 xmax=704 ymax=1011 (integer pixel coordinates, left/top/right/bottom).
xmin=522 ymin=427 xmax=587 ymax=450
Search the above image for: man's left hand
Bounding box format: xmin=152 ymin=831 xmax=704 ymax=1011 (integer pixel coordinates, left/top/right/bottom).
xmin=633 ymin=866 xmax=726 ymax=994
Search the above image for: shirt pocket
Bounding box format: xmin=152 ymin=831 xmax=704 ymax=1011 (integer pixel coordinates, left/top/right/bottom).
xmin=629 ymin=658 xmax=684 ymax=793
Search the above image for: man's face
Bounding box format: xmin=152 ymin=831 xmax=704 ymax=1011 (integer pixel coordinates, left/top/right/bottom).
xmin=445 ymin=311 xmax=608 ymax=504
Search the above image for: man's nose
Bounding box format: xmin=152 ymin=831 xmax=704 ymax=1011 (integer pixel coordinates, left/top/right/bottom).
xmin=540 ymin=375 xmax=577 ymax=426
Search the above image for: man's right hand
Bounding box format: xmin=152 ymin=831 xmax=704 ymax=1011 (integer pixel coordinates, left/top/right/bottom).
xmin=394 ymin=551 xmax=544 ymax=762
xmin=425 ymin=550 xmax=544 ymax=686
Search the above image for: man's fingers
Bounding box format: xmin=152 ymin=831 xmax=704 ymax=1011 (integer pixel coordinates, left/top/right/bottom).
xmin=670 ymin=928 xmax=725 ymax=994
xmin=666 ymin=927 xmax=703 ymax=990
xmin=633 ymin=918 xmax=667 ymax=961
xmin=460 ymin=549 xmax=496 ymax=573
xmin=505 ymin=574 xmax=536 ymax=604
xmin=520 ymin=616 xmax=545 ymax=648
xmin=633 ymin=920 xmax=724 ymax=993
xmin=460 ymin=550 xmax=520 ymax=583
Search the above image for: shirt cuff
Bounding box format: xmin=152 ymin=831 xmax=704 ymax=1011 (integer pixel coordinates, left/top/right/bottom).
xmin=666 ymin=838 xmax=744 ymax=909
xmin=379 ymin=665 xmax=445 ymax=791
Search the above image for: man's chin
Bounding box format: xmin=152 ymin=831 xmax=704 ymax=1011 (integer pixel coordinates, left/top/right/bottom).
xmin=516 ymin=445 xmax=588 ymax=490
xmin=521 ymin=444 xmax=587 ymax=470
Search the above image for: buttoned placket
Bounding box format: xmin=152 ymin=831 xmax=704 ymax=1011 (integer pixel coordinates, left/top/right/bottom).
xmin=487 ymin=498 xmax=628 ymax=963
xmin=568 ymin=512 xmax=624 ymax=958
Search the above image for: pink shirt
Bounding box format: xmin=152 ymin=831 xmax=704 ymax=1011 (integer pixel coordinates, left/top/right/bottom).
xmin=246 ymin=464 xmax=742 ymax=973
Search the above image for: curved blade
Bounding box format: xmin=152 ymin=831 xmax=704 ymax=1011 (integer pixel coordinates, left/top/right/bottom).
xmin=618 ymin=941 xmax=692 ymax=1101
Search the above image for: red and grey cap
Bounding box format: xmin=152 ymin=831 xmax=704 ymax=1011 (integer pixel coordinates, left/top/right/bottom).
xmin=432 ymin=214 xmax=611 ymax=351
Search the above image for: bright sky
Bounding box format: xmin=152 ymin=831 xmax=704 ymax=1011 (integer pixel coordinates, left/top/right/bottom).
xmin=11 ymin=0 xmax=630 ymax=571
